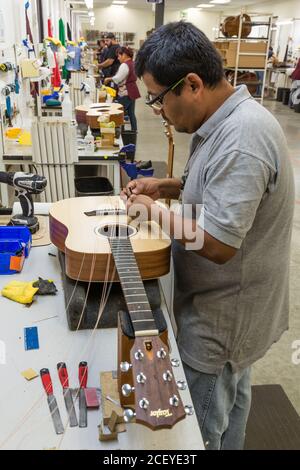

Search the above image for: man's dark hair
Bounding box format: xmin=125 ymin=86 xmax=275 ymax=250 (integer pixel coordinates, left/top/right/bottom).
xmin=135 ymin=21 xmax=224 ymax=91
xmin=106 ymin=32 xmax=115 ymax=40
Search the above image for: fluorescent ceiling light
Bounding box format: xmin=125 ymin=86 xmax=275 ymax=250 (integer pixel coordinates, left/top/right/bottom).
xmin=112 ymin=1 xmax=128 ymax=4
xmin=88 ymin=10 xmax=94 ymax=16
xmin=197 ymin=3 xmax=215 ymax=7
xmin=85 ymin=0 xmax=93 ymax=9
xmin=210 ymin=0 xmax=231 ymax=4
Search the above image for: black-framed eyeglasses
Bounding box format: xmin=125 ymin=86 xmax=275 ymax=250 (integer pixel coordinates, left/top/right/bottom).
xmin=145 ymin=77 xmax=185 ymax=111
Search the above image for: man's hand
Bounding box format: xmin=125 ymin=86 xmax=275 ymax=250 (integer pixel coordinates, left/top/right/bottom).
xmin=104 ymin=77 xmax=112 ymax=85
xmin=126 ymin=194 xmax=156 ymax=221
xmin=121 ymin=178 xmax=162 ymax=201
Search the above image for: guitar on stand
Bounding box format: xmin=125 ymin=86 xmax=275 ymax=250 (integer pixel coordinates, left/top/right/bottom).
xmin=163 ymin=121 xmax=175 ymax=207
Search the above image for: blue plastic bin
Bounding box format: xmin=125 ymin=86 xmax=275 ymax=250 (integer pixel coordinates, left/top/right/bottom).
xmin=0 ymin=227 xmax=32 ymax=275
xmin=0 ymin=227 xmax=32 ymax=257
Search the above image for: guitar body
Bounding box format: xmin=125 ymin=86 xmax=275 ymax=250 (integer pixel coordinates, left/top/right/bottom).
xmin=49 ymin=196 xmax=171 ymax=282
xmin=222 ymin=14 xmax=252 ymax=38
xmin=75 ymin=103 xmax=124 ymax=129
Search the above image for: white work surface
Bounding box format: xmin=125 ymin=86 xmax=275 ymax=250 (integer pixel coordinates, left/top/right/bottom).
xmin=0 ymin=245 xmax=204 ymax=451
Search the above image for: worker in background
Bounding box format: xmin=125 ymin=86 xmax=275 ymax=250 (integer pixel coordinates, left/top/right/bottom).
xmin=97 ymin=38 xmax=107 ymax=63
xmin=104 ymin=46 xmax=141 ymax=131
xmin=122 ymin=21 xmax=295 ymax=450
xmin=98 ymin=33 xmax=120 ymax=78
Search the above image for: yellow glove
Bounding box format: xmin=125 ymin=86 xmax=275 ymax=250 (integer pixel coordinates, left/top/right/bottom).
xmin=1 ymin=281 xmax=39 ymax=305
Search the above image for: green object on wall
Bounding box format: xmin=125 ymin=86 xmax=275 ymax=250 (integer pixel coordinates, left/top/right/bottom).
xmin=59 ymin=18 xmax=68 ymax=80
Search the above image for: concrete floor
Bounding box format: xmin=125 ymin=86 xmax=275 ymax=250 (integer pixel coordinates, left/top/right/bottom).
xmin=135 ymin=92 xmax=300 ymax=415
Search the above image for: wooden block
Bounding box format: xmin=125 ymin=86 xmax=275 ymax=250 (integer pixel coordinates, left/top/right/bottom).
xmin=99 ymin=423 xmax=118 ymax=442
xmin=100 ymin=371 xmax=124 ymax=425
xmin=108 ymin=410 xmax=118 ymax=433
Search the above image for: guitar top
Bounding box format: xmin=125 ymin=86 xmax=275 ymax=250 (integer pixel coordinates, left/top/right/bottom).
xmin=49 ymin=196 xmax=171 ymax=282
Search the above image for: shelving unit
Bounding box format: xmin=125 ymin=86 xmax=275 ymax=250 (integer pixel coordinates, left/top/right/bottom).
xmin=85 ymin=30 xmax=136 ymax=49
xmin=214 ymin=12 xmax=274 ymax=104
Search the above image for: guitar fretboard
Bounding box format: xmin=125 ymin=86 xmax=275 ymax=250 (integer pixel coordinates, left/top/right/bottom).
xmin=109 ymin=237 xmax=159 ymax=337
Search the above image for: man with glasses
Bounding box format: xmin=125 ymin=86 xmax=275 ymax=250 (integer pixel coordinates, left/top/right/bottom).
xmin=122 ymin=21 xmax=294 ymax=450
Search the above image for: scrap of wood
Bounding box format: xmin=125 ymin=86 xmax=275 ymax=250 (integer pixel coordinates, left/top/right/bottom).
xmin=21 ymin=368 xmax=39 ymax=381
xmin=108 ymin=410 xmax=118 ymax=433
xmin=100 ymin=371 xmax=124 ymax=425
xmin=99 ymin=423 xmax=118 ymax=441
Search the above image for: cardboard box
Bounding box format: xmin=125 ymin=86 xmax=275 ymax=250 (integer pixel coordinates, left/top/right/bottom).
xmin=214 ymin=41 xmax=267 ymax=68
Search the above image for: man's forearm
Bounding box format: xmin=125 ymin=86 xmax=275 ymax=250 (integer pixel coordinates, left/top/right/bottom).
xmin=158 ymin=178 xmax=181 ymax=200
xmin=99 ymin=59 xmax=113 ymax=69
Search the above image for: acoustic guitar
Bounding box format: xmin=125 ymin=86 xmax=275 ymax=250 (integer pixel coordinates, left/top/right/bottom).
xmin=163 ymin=121 xmax=175 ymax=207
xmin=49 ymin=196 xmax=171 ymax=282
xmin=50 ymin=196 xmax=189 ymax=430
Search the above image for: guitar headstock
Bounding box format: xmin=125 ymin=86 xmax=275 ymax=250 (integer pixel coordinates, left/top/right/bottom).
xmin=163 ymin=120 xmax=174 ymax=143
xmin=123 ymin=336 xmax=187 ymax=430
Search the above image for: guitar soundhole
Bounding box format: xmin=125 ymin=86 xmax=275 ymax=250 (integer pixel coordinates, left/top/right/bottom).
xmin=96 ymin=224 xmax=137 ymax=239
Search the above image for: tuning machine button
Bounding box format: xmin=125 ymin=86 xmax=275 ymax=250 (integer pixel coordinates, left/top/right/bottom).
xmin=139 ymin=398 xmax=149 ymax=410
xmin=120 ymin=362 xmax=132 ymax=373
xmin=122 ymin=384 xmax=135 ymax=397
xmin=157 ymin=348 xmax=167 ymax=359
xmin=163 ymin=370 xmax=173 ymax=382
xmin=169 ymin=394 xmax=180 ymax=407
xmin=177 ymin=380 xmax=187 ymax=390
xmin=171 ymin=358 xmax=180 ymax=368
xmin=123 ymin=409 xmax=136 ymax=422
xmin=184 ymin=405 xmax=194 ymax=416
xmin=134 ymin=349 xmax=144 ymax=361
xmin=137 ymin=372 xmax=147 ymax=384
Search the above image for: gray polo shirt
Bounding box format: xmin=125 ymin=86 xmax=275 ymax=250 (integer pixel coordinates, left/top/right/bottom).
xmin=172 ymin=85 xmax=295 ymax=375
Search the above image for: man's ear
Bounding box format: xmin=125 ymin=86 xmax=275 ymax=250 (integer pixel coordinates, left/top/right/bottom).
xmin=186 ymin=73 xmax=204 ymax=93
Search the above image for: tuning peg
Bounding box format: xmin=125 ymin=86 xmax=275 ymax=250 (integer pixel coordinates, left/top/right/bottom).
xmin=169 ymin=394 xmax=180 ymax=407
xmin=184 ymin=405 xmax=194 ymax=416
xmin=122 ymin=384 xmax=135 ymax=397
xmin=177 ymin=380 xmax=187 ymax=391
xmin=123 ymin=408 xmax=136 ymax=423
xmin=157 ymin=348 xmax=167 ymax=359
xmin=139 ymin=398 xmax=149 ymax=410
xmin=120 ymin=362 xmax=132 ymax=373
xmin=137 ymin=372 xmax=147 ymax=384
xmin=171 ymin=358 xmax=180 ymax=368
xmin=134 ymin=349 xmax=144 ymax=361
xmin=163 ymin=370 xmax=173 ymax=382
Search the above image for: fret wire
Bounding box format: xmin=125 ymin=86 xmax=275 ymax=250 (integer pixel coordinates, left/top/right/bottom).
xmin=132 ymin=319 xmax=157 ymax=323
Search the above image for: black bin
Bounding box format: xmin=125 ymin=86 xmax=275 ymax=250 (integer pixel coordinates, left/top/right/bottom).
xmin=75 ymin=177 xmax=114 ymax=197
xmin=282 ymin=89 xmax=291 ymax=105
xmin=294 ymin=103 xmax=300 ymax=113
xmin=121 ymin=130 xmax=137 ymax=162
xmin=276 ymin=87 xmax=286 ymax=102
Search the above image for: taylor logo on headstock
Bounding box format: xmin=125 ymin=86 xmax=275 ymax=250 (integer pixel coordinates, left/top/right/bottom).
xmin=150 ymin=409 xmax=173 ymax=418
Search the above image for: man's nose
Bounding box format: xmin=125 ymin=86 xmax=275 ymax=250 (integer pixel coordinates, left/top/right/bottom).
xmin=153 ymin=108 xmax=162 ymax=116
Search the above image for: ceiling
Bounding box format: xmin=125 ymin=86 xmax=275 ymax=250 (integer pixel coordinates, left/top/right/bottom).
xmin=92 ymin=0 xmax=271 ymax=11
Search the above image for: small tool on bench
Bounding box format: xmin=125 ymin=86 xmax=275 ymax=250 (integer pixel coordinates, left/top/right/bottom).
xmin=40 ymin=368 xmax=64 ymax=435
xmin=57 ymin=362 xmax=78 ymax=427
xmin=78 ymin=361 xmax=88 ymax=428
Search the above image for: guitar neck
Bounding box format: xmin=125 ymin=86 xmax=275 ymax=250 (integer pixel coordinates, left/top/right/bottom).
xmin=109 ymin=238 xmax=159 ymax=337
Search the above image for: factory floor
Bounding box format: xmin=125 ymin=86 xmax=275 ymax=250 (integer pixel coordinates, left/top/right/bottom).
xmin=135 ymin=91 xmax=300 ymax=415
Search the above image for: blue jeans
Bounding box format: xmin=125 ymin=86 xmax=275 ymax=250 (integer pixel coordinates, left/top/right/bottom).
xmin=183 ymin=362 xmax=251 ymax=450
xmin=118 ymin=95 xmax=137 ymax=131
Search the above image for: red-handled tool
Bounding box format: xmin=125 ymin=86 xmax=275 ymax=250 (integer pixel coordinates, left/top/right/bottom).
xmin=40 ymin=368 xmax=64 ymax=435
xmin=79 ymin=361 xmax=88 ymax=428
xmin=57 ymin=362 xmax=78 ymax=427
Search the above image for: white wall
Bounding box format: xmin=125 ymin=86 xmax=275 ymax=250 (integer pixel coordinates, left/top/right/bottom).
xmin=0 ymin=0 xmax=27 ymax=48
xmin=248 ymin=0 xmax=300 ymax=18
xmin=83 ymin=6 xmax=154 ymax=48
xmin=165 ymin=9 xmax=220 ymax=41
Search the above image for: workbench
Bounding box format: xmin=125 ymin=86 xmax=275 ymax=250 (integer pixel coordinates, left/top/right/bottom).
xmin=0 ymin=244 xmax=204 ymax=450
